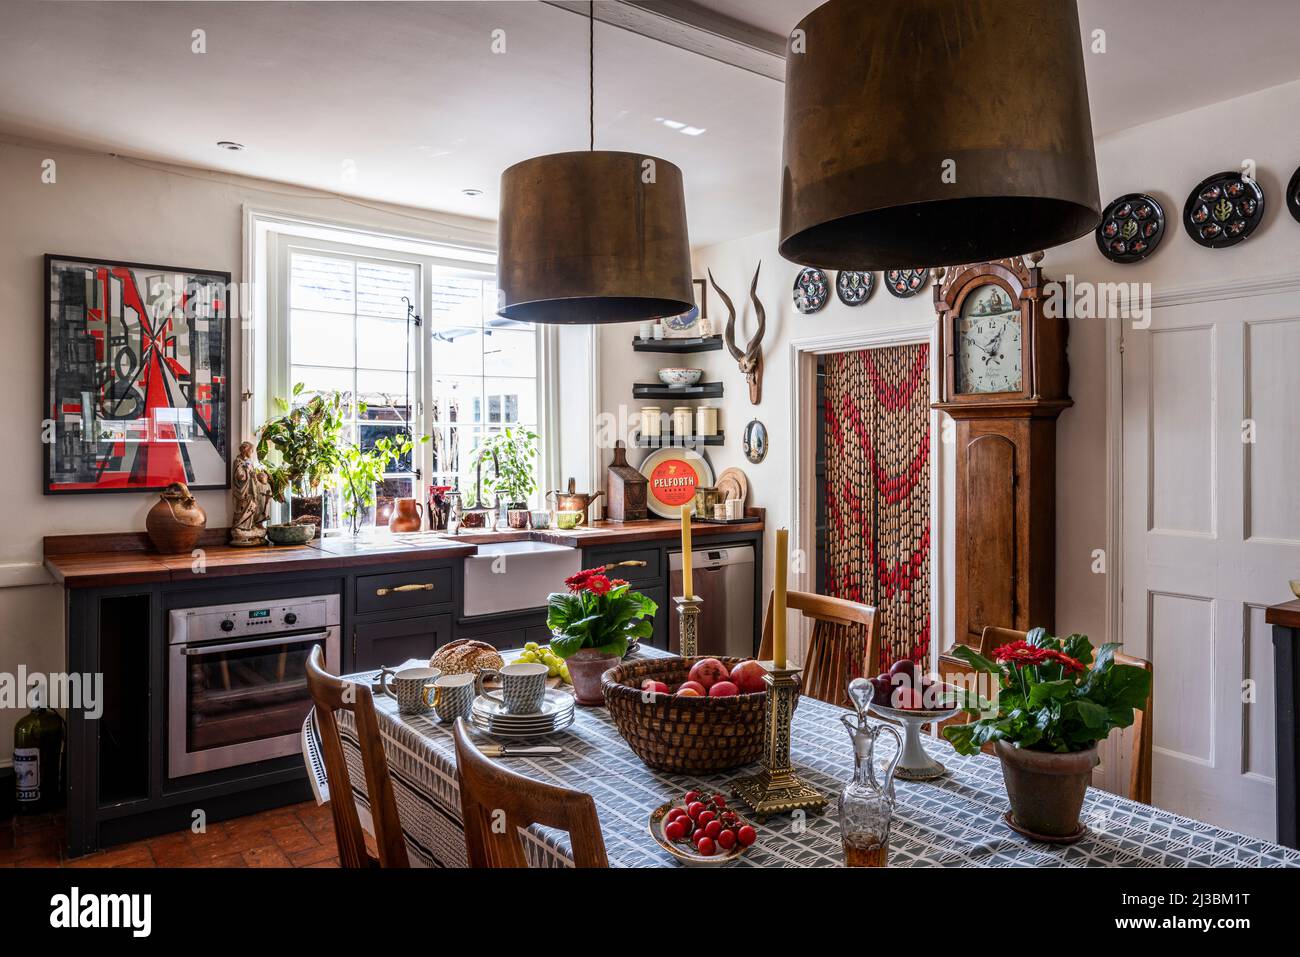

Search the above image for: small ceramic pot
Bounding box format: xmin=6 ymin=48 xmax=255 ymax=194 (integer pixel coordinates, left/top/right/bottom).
xmin=506 ymin=508 xmax=531 ymax=529
xmin=145 ymin=483 xmax=207 ymax=554
xmin=566 ymin=648 xmax=622 ymax=706
xmin=388 ymin=498 xmax=424 ymax=532
xmin=995 ymin=740 xmax=1098 ymax=837
xmin=266 ymin=523 xmax=316 ymax=546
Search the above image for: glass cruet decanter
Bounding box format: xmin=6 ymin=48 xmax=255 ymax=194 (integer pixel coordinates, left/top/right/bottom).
xmin=838 ymin=679 xmax=903 ymax=867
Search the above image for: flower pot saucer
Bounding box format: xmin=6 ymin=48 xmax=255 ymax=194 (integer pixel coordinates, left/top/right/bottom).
xmin=1002 ymin=810 xmax=1088 ymax=845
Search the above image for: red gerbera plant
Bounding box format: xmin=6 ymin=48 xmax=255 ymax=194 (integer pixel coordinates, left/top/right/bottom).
xmin=548 ymin=563 xmax=657 ymax=660
xmin=944 ymin=628 xmax=1150 ymax=756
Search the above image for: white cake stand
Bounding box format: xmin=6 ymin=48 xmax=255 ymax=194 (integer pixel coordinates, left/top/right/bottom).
xmin=867 ymin=692 xmax=962 ymax=781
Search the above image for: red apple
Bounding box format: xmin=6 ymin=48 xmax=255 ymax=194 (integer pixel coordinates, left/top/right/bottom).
xmin=641 ymin=679 xmax=671 ymax=695
xmin=891 ymin=687 xmax=924 ymax=710
xmin=677 ymin=680 xmax=706 ymax=696
xmin=889 ymin=659 xmax=917 ymax=685
xmin=708 ymin=680 xmax=739 ymax=697
xmin=677 ymin=687 xmax=702 ymax=697
xmin=728 ymin=659 xmax=767 ymax=694
xmin=687 ymin=658 xmax=730 ymax=689
xmin=869 ymin=675 xmax=892 ymax=704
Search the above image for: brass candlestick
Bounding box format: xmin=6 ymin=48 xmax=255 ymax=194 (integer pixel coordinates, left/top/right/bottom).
xmin=731 ymin=664 xmax=827 ymax=819
xmin=674 ymin=595 xmax=701 ymax=658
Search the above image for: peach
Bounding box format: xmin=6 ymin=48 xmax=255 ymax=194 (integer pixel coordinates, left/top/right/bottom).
xmin=687 ymin=658 xmax=729 ymax=689
xmin=728 ymin=659 xmax=766 ymax=694
xmin=677 ymin=680 xmax=707 ymax=696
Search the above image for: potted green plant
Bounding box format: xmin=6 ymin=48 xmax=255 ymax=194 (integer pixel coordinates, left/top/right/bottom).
xmin=338 ymin=430 xmax=419 ymax=536
xmin=467 ymin=427 xmax=539 ymax=528
xmin=546 ymin=564 xmax=657 ymax=705
xmin=256 ymin=385 xmax=347 ymax=530
xmin=943 ymin=628 xmax=1151 ymax=839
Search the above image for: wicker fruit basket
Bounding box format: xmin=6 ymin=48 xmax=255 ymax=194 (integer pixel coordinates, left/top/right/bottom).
xmin=602 ymin=656 xmax=776 ymax=773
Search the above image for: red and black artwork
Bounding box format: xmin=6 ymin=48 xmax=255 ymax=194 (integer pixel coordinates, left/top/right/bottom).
xmin=821 ymin=343 xmax=931 ymax=670
xmin=44 ymin=255 xmax=231 ymax=494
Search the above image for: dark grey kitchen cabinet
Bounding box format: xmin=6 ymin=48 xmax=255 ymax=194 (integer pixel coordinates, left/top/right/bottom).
xmin=352 ymin=613 xmax=453 ymax=672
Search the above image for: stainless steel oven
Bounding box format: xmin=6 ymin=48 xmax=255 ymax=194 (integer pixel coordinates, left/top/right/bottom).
xmin=168 ymin=595 xmax=340 ymax=778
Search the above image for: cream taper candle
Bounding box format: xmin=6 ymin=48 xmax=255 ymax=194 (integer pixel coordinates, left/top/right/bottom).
xmin=681 ymin=503 xmax=693 ymax=598
xmin=773 ymin=527 xmax=788 ymax=668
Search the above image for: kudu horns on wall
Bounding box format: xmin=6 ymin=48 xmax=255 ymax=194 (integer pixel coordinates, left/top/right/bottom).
xmin=708 ymin=263 xmax=766 ymax=405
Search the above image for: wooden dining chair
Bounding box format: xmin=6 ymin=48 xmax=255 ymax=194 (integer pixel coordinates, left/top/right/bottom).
xmin=452 ymin=718 xmax=609 ymax=868
xmin=305 ymin=645 xmax=409 ymax=868
xmin=938 ymin=626 xmax=1154 ymax=803
xmin=757 ymin=590 xmax=881 ymax=708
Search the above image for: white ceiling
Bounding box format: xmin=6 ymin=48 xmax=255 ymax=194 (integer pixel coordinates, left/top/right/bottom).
xmin=2 ymin=1 xmax=1298 ymax=249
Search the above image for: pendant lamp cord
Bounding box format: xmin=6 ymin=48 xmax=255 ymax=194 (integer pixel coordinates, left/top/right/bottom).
xmin=588 ymin=0 xmax=594 ymax=151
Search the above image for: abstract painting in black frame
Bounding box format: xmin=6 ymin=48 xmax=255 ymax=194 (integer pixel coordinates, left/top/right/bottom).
xmin=44 ymin=254 xmax=232 ymax=494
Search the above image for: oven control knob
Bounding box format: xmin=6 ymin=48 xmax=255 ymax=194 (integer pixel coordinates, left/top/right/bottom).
xmin=220 ymin=619 xmax=235 ymax=632
xmin=284 ymin=612 xmax=298 ymax=625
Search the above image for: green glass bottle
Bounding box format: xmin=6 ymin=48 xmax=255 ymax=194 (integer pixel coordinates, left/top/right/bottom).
xmin=13 ymin=683 xmax=66 ymax=813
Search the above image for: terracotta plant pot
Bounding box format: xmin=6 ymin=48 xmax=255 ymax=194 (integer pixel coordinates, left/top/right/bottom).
xmin=995 ymin=740 xmax=1098 ymax=837
xmin=566 ymin=648 xmax=622 ymax=706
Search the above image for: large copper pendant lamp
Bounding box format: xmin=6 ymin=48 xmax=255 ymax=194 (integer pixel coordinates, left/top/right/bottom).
xmin=497 ymin=4 xmax=693 ymax=324
xmin=779 ymin=0 xmax=1100 ymax=269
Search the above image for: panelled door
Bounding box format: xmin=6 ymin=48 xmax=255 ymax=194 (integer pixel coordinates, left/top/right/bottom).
xmin=1122 ymin=287 xmax=1300 ymax=838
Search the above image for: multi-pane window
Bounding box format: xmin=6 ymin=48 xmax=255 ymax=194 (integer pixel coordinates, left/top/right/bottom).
xmin=427 ymin=272 xmax=538 ymax=507
xmin=275 ymin=237 xmax=542 ymax=520
xmin=286 ymin=248 xmax=419 ymax=507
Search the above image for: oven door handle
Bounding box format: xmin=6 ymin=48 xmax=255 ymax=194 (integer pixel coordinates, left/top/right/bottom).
xmin=179 ymin=629 xmax=333 ymax=656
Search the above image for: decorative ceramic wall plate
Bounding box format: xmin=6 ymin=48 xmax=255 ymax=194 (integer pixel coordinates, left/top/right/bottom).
xmin=792 ymin=267 xmax=829 ymax=314
xmin=1287 ymin=165 xmax=1300 ymax=224
xmin=885 ymin=268 xmax=930 ymax=298
xmin=1095 ymin=192 xmax=1165 ymax=263
xmin=1182 ymin=171 xmax=1265 ymax=248
xmin=639 ymin=447 xmax=715 ymax=518
xmin=835 ymin=270 xmax=874 ymax=306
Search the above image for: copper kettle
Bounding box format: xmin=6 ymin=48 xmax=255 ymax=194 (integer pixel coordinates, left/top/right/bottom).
xmin=547 ymin=477 xmax=604 ymax=521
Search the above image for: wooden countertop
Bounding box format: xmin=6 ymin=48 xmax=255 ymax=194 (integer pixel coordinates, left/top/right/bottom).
xmin=43 ymin=530 xmax=478 ymax=589
xmin=1266 ymin=599 xmax=1300 ymax=631
xmin=43 ymin=512 xmax=764 ymax=588
xmin=531 ymin=516 xmax=764 ymax=548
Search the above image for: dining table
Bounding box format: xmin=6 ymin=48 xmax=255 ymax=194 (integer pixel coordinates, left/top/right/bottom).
xmin=301 ymin=647 xmax=1300 ymax=868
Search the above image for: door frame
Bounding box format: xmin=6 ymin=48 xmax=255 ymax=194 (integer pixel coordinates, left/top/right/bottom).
xmin=1107 ymin=270 xmax=1300 ymax=795
xmin=787 ymin=322 xmax=945 ymax=671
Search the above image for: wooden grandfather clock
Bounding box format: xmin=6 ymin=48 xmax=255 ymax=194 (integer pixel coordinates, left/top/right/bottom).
xmin=933 ymin=254 xmax=1071 ymax=649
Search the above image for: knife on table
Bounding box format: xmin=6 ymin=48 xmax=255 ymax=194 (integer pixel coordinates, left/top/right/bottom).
xmin=479 ymin=745 xmax=563 ymax=757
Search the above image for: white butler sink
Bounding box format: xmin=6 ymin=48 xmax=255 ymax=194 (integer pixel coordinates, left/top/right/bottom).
xmin=461 ymin=541 xmax=583 ymax=617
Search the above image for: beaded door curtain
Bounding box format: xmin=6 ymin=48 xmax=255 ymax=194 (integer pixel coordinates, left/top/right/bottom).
xmin=821 ymin=344 xmax=931 ymax=670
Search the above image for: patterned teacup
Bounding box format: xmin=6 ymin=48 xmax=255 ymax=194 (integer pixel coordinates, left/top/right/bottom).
xmin=379 ymin=666 xmax=441 ymax=714
xmin=476 ymin=661 xmax=549 ymax=714
xmin=430 ymin=673 xmax=476 ymax=723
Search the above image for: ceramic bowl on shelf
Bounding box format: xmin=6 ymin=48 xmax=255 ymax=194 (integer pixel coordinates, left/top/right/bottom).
xmin=657 ymin=367 xmax=703 ymax=387
xmin=265 ymin=523 xmax=316 ymax=546
xmin=1290 ymin=580 xmax=1300 ymax=599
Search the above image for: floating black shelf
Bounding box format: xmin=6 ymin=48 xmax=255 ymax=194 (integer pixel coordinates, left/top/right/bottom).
xmin=631 ymin=336 xmax=723 ymax=354
xmin=633 ymin=431 xmax=725 ymax=448
xmin=632 ymin=381 xmax=724 ymax=400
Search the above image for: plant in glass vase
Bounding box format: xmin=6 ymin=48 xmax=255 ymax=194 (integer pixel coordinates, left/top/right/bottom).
xmin=338 ymin=431 xmax=419 ymax=536
xmin=546 ymin=564 xmax=657 ymax=705
xmin=943 ymin=628 xmax=1151 ymax=840
xmin=256 ymin=385 xmax=347 ymax=531
xmin=467 ymin=427 xmax=539 ymax=528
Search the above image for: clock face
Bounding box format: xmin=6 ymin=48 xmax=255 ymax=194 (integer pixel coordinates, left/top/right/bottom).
xmin=955 ymin=284 xmax=1023 ymax=394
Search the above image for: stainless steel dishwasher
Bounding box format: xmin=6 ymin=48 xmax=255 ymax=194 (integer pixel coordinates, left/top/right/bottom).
xmin=667 ymin=545 xmax=756 ymax=658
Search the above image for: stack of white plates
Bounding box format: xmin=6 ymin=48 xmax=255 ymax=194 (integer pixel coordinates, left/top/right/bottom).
xmin=470 ymin=688 xmax=576 ymax=738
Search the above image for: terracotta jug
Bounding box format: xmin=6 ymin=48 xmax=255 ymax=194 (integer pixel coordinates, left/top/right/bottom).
xmin=145 ymin=482 xmax=208 ymax=554
xmin=388 ymin=497 xmax=424 ymax=533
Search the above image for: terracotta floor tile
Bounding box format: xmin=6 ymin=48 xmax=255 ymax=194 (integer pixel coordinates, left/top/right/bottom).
xmin=242 ymin=844 xmax=292 ymax=868
xmin=269 ymin=823 xmax=319 ymax=854
xmin=287 ymin=842 xmax=339 ymax=866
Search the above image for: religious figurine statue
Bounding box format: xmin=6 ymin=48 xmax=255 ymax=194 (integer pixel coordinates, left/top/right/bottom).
xmin=230 ymin=441 xmax=272 ymax=546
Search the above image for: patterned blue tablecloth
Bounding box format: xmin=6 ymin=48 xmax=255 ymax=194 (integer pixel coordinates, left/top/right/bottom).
xmin=302 ymin=649 xmax=1300 ymax=868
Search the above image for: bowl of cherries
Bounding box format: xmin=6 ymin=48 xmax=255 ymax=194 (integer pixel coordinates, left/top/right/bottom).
xmin=649 ymin=789 xmax=758 ymax=866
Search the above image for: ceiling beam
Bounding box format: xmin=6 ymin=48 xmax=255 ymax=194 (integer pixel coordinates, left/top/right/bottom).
xmin=541 ymin=0 xmax=787 ymax=82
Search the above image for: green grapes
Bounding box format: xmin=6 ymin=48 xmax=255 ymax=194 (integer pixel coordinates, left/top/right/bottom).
xmin=516 ymin=645 xmax=571 ymax=684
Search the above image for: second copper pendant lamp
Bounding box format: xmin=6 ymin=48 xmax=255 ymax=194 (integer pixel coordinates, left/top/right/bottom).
xmin=779 ymin=0 xmax=1101 ymax=269
xmin=496 ymin=3 xmax=693 ymax=324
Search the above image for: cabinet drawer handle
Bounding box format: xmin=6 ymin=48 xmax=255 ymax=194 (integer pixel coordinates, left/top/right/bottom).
xmin=376 ymin=583 xmax=435 ymax=597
